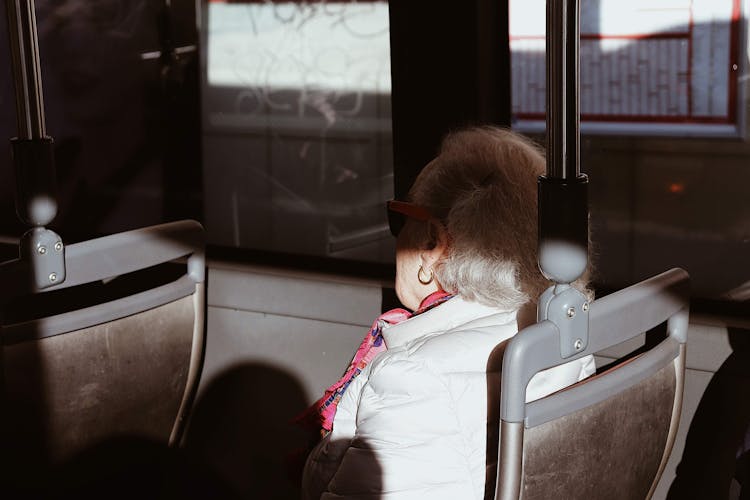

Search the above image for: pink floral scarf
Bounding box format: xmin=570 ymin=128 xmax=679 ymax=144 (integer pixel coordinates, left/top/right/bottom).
xmin=295 ymin=290 xmax=455 ymax=436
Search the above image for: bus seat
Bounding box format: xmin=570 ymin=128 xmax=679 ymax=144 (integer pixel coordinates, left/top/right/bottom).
xmin=495 ymin=268 xmax=689 ymax=500
xmin=0 ymin=220 xmax=205 ymax=471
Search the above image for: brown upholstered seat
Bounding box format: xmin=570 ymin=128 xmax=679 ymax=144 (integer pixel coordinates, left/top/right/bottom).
xmin=495 ymin=268 xmax=689 ymax=500
xmin=0 ymin=221 xmax=205 ymax=476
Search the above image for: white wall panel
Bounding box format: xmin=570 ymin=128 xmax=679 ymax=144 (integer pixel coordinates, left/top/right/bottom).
xmin=201 ymin=306 xmax=368 ymax=404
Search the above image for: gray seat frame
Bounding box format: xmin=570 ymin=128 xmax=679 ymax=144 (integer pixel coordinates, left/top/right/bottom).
xmin=496 ymin=268 xmax=690 ymax=499
xmin=1 ymin=220 xmax=205 ymax=456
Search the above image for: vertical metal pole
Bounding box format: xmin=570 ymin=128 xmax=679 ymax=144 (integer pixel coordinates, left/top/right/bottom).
xmin=546 ymin=0 xmax=579 ymax=180
xmin=5 ymin=0 xmax=65 ymax=289
xmin=537 ymin=0 xmax=589 ymax=358
xmin=6 ymin=0 xmax=46 ymax=140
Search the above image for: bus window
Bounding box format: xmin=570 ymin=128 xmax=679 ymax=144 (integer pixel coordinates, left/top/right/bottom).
xmin=510 ymin=0 xmax=750 ymax=304
xmin=202 ymin=1 xmax=395 ymax=264
xmin=0 ymin=0 xmax=202 ymax=243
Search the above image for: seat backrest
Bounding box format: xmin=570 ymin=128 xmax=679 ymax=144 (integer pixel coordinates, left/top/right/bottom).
xmin=0 ymin=220 xmax=205 ymax=470
xmin=495 ymin=268 xmax=690 ymax=500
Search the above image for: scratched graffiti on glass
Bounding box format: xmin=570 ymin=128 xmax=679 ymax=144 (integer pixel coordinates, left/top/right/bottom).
xmin=207 ymin=2 xmax=390 ymax=125
xmin=203 ymin=2 xmax=394 ymax=262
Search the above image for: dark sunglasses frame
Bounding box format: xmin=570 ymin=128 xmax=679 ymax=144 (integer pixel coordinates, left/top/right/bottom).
xmin=386 ymin=200 xmax=434 ymax=237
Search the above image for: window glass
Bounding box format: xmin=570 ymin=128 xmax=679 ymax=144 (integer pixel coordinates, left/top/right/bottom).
xmin=202 ymin=1 xmax=394 ymax=263
xmin=512 ymin=0 xmax=743 ymax=136
xmin=510 ymin=0 xmax=750 ymax=302
xmin=0 ymin=0 xmax=201 ymax=242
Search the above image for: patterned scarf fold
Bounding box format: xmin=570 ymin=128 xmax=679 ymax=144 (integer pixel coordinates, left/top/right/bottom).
xmin=294 ymin=290 xmax=454 ymax=436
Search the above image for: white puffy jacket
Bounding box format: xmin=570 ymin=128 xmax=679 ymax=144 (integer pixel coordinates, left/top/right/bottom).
xmin=302 ymin=296 xmax=595 ymax=500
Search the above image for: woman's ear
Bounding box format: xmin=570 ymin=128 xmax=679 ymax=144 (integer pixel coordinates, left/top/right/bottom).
xmin=420 ymin=222 xmax=448 ymax=269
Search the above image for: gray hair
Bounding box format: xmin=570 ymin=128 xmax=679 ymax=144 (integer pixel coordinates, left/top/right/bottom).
xmin=406 ymin=126 xmax=552 ymax=310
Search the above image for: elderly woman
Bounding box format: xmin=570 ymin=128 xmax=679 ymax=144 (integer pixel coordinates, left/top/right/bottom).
xmin=299 ymin=126 xmax=595 ymax=499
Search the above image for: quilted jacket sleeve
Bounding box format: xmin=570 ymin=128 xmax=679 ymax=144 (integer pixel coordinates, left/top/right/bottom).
xmin=320 ymin=354 xmax=483 ymax=500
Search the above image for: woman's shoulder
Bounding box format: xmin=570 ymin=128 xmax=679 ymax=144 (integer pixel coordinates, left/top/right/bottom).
xmin=373 ymin=309 xmax=518 ymax=379
xmin=420 ymin=317 xmax=517 ymax=369
xmin=385 ymin=296 xmax=516 ymax=344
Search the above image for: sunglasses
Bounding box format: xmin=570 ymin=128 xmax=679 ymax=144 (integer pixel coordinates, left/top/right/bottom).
xmin=386 ymin=200 xmax=434 ymax=237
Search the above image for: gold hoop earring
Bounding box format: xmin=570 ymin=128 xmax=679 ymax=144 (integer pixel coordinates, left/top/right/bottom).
xmin=417 ymin=265 xmax=433 ymax=285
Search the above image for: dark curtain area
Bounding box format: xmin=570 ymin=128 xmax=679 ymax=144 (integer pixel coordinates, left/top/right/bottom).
xmin=388 ymin=0 xmax=511 ymax=200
